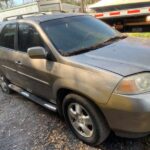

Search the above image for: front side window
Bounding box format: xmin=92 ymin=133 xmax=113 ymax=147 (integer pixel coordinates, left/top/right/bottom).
xmin=41 ymin=15 xmax=121 ymax=56
xmin=0 ymin=24 xmax=16 ymax=49
xmin=18 ymin=24 xmax=44 ymax=52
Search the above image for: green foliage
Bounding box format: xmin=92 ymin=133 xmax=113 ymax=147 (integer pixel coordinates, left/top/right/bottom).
xmin=128 ymin=33 xmax=150 ymax=38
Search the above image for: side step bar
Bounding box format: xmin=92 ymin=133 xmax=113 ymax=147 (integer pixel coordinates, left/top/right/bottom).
xmin=8 ymin=84 xmax=57 ymax=112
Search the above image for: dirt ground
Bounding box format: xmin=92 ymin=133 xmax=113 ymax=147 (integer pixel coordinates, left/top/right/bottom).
xmin=0 ymin=89 xmax=149 ymax=150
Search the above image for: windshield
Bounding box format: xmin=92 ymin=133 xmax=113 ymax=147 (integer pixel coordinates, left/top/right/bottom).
xmin=41 ymin=15 xmax=121 ymax=56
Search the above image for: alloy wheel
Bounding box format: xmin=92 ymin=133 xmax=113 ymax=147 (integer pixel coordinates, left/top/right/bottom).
xmin=68 ymin=103 xmax=94 ymax=138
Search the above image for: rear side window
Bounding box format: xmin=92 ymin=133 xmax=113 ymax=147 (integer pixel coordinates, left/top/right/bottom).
xmin=18 ymin=24 xmax=44 ymax=52
xmin=0 ymin=24 xmax=16 ymax=49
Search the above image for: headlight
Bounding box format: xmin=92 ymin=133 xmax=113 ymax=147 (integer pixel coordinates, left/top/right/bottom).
xmin=115 ymin=73 xmax=150 ymax=94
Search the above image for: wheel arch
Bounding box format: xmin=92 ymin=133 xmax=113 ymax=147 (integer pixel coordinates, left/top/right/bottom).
xmin=55 ymin=87 xmax=108 ymax=126
xmin=56 ymin=87 xmax=93 ymax=117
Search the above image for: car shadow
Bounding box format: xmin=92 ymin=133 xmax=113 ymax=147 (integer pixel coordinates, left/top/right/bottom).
xmin=99 ymin=132 xmax=150 ymax=150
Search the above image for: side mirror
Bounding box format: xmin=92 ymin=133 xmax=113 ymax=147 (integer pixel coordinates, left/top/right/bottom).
xmin=27 ymin=47 xmax=47 ymax=59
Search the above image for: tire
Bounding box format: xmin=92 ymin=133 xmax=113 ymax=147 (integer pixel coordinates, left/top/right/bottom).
xmin=62 ymin=93 xmax=110 ymax=146
xmin=0 ymin=75 xmax=12 ymax=94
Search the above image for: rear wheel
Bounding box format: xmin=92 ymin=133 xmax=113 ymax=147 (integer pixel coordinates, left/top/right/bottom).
xmin=63 ymin=93 xmax=110 ymax=146
xmin=0 ymin=75 xmax=12 ymax=94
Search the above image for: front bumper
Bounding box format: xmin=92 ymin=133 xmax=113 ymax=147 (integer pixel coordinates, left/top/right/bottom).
xmin=101 ymin=92 xmax=150 ymax=137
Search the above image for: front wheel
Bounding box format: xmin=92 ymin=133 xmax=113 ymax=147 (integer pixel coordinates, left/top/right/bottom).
xmin=63 ymin=93 xmax=110 ymax=146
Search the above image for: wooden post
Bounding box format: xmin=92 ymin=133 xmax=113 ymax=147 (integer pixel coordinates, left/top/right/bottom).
xmin=81 ymin=0 xmax=85 ymax=13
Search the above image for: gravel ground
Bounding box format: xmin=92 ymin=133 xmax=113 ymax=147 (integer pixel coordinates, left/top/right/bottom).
xmin=0 ymin=89 xmax=149 ymax=150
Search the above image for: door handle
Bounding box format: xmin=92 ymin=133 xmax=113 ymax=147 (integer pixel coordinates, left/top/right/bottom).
xmin=15 ymin=61 xmax=22 ymax=65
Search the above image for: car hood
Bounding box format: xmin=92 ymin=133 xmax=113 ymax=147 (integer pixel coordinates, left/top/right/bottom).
xmin=68 ymin=37 xmax=150 ymax=76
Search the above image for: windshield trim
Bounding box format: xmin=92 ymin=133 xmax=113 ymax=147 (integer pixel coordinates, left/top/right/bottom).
xmin=40 ymin=14 xmax=87 ymax=24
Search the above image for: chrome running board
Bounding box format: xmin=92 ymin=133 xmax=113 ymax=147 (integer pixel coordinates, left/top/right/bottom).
xmin=8 ymin=84 xmax=57 ymax=112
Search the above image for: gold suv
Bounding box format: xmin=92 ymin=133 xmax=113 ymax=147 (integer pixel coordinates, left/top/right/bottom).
xmin=0 ymin=13 xmax=149 ymax=146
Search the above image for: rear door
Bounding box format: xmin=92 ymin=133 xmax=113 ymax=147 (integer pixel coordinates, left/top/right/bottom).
xmin=0 ymin=23 xmax=20 ymax=85
xmin=15 ymin=23 xmax=54 ymax=100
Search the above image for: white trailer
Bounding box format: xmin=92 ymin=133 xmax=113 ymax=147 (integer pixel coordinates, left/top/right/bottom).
xmin=88 ymin=0 xmax=150 ymax=32
xmin=0 ymin=0 xmax=80 ymax=21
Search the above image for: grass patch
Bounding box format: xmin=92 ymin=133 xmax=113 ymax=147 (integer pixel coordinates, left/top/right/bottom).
xmin=128 ymin=33 xmax=150 ymax=38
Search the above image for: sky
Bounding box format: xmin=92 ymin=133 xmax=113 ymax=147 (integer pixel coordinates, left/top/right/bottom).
xmin=14 ymin=0 xmax=33 ymax=5
xmin=15 ymin=0 xmax=23 ymax=5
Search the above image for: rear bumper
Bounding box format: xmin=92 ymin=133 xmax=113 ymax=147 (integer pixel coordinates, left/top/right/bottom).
xmin=101 ymin=92 xmax=150 ymax=137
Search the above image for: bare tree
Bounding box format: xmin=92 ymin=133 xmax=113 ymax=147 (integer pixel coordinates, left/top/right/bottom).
xmin=0 ymin=0 xmax=14 ymax=9
xmin=61 ymin=0 xmax=99 ymax=12
xmin=61 ymin=0 xmax=98 ymax=4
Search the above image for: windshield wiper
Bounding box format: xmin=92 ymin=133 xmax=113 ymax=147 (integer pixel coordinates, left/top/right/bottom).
xmin=63 ymin=42 xmax=106 ymax=56
xmin=103 ymin=35 xmax=127 ymax=44
xmin=62 ymin=35 xmax=127 ymax=56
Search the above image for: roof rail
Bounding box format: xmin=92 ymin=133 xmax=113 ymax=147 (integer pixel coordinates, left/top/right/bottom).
xmin=3 ymin=12 xmax=47 ymax=22
xmin=3 ymin=15 xmax=22 ymax=21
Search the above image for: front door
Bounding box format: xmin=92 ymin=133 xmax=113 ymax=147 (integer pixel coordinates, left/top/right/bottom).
xmin=15 ymin=23 xmax=55 ymax=101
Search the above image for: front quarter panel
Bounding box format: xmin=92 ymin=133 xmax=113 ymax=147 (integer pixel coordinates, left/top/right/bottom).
xmin=52 ymin=62 xmax=122 ymax=105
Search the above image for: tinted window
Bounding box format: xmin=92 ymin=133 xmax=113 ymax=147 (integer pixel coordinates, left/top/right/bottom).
xmin=0 ymin=24 xmax=16 ymax=49
xmin=18 ymin=24 xmax=43 ymax=52
xmin=41 ymin=16 xmax=120 ymax=56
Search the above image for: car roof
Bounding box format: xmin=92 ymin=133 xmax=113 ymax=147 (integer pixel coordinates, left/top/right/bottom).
xmin=25 ymin=13 xmax=82 ymax=22
xmin=0 ymin=13 xmax=86 ymax=32
xmin=1 ymin=13 xmax=84 ymax=25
